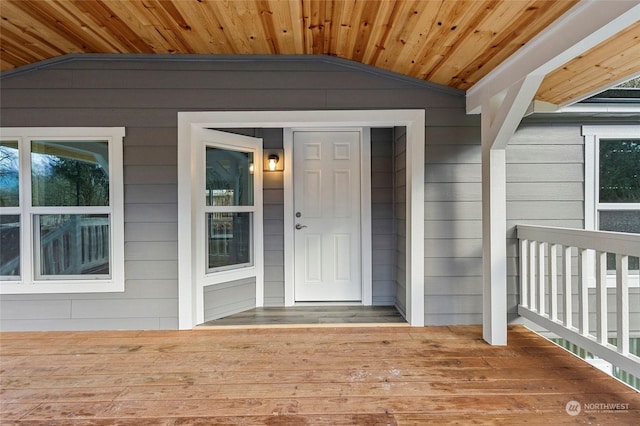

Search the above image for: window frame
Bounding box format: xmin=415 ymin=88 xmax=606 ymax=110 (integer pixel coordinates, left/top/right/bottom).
xmin=583 ymin=125 xmax=640 ymax=287
xmin=204 ymin=144 xmax=257 ymax=274
xmin=0 ymin=127 xmax=125 ymax=294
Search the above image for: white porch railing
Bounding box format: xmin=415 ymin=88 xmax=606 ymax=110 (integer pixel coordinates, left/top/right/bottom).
xmin=517 ymin=225 xmax=640 ymax=378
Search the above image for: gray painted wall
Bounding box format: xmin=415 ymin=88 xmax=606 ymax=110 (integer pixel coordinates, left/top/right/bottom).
xmin=203 ymin=277 xmax=256 ymax=322
xmin=506 ymin=123 xmax=585 ymax=322
xmin=424 ymin=122 xmax=483 ymax=325
xmin=394 ymin=126 xmax=407 ymax=314
xmin=2 ymin=55 xmax=632 ymax=331
xmin=0 ymin=54 xmax=476 ymax=331
xmin=371 ymin=128 xmax=396 ymax=306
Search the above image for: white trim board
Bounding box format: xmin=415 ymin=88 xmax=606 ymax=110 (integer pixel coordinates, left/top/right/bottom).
xmin=177 ymin=110 xmax=425 ymax=329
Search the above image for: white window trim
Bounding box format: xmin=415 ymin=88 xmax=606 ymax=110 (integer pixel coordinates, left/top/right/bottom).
xmin=178 ymin=110 xmax=425 ymax=329
xmin=191 ymin=128 xmax=264 ymax=323
xmin=582 ymin=125 xmax=640 ymax=288
xmin=0 ymin=127 xmax=125 ymax=294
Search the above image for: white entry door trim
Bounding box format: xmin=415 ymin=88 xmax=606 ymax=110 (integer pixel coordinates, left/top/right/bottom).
xmin=178 ymin=110 xmax=424 ymax=328
xmin=285 ymin=128 xmax=372 ymax=304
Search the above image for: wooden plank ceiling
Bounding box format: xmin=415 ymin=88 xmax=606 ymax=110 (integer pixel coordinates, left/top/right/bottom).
xmin=1 ymin=0 xmax=639 ymax=106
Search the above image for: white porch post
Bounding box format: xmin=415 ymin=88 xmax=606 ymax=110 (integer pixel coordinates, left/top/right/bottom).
xmin=481 ymin=142 xmax=507 ymax=345
xmin=479 ymin=75 xmax=545 ymax=345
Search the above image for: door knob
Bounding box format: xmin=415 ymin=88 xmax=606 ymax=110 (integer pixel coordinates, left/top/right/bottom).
xmin=295 ymin=223 xmax=307 ymax=230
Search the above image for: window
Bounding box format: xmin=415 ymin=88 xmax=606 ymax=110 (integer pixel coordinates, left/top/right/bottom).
xmin=205 ymin=146 xmax=255 ymax=272
xmin=0 ymin=128 xmax=124 ymax=293
xmin=583 ymin=125 xmax=640 ymax=283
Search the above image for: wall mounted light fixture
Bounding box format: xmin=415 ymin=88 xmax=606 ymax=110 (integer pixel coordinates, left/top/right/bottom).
xmin=263 ymin=149 xmax=284 ymax=171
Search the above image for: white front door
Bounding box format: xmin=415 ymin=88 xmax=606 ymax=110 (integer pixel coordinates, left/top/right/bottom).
xmin=293 ymin=130 xmax=362 ymax=301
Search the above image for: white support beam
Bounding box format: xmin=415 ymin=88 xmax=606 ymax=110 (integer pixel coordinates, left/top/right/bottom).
xmin=480 ymin=74 xmax=544 ymax=346
xmin=482 ymin=145 xmax=507 ymax=345
xmin=467 ymin=0 xmax=640 ymax=113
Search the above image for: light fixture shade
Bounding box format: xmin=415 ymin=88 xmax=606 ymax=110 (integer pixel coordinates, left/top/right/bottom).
xmin=263 ymin=149 xmax=284 ymax=171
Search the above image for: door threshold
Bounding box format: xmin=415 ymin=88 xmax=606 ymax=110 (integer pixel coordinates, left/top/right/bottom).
xmin=196 ymin=306 xmax=407 ymax=328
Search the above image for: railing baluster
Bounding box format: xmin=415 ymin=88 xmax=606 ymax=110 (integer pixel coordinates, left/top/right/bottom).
xmin=548 ymin=243 xmax=558 ymax=322
xmin=520 ymin=239 xmax=528 ymax=309
xmin=616 ymin=254 xmax=629 ymax=355
xmin=578 ymin=248 xmax=589 ymax=335
xmin=595 ymin=251 xmax=608 ymax=345
xmin=516 ymin=225 xmax=640 ymax=379
xmin=529 ymin=240 xmax=537 ymax=311
xmin=563 ymin=245 xmax=572 ymax=329
xmin=537 ymin=241 xmax=546 ymax=316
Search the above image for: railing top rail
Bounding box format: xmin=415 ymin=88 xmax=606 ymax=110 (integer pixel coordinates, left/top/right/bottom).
xmin=517 ymin=225 xmax=640 ymax=257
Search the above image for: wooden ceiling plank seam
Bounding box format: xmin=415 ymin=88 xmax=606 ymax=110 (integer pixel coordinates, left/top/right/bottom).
xmin=407 ymin=0 xmax=471 ymax=78
xmin=0 ymin=20 xmax=65 ymax=62
xmin=244 ymin=0 xmax=275 ymax=54
xmin=455 ymin=0 xmax=579 ymax=90
xmin=326 ymin=1 xmax=353 ymax=58
xmin=261 ymin=0 xmax=300 ymax=54
xmin=540 ymin=53 xmax=640 ymax=104
xmin=44 ymin=0 xmax=122 ymax=53
xmin=226 ymin=0 xmax=273 ymax=54
xmin=99 ymin=0 xmax=174 ymax=54
xmin=553 ymin=67 xmax=640 ymax=105
xmin=467 ymin=0 xmax=640 ymax=113
xmin=537 ymin=22 xmax=640 ymax=100
xmin=331 ymin=0 xmax=356 ymax=58
xmin=197 ymin=1 xmax=251 ymax=54
xmin=186 ymin=0 xmax=240 ymax=55
xmin=144 ymin=0 xmax=200 ymax=54
xmin=427 ymin=0 xmax=527 ymax=87
xmin=301 ymin=0 xmax=312 ymax=54
xmin=322 ymin=0 xmax=334 ymax=56
xmin=402 ymin=0 xmax=459 ymax=78
xmin=0 ymin=3 xmax=71 ymax=60
xmin=364 ymin=0 xmax=404 ymax=66
xmin=113 ymin=0 xmax=176 ymax=52
xmin=390 ymin=0 xmax=442 ymax=78
xmin=462 ymin=0 xmax=578 ymax=90
xmin=256 ymin=0 xmax=281 ymax=54
xmin=371 ymin=0 xmax=429 ymax=73
xmin=0 ymin=36 xmax=48 ymax=66
xmin=463 ymin=0 xmax=563 ymax=87
xmin=191 ymin=1 xmax=244 ymax=54
xmin=137 ymin=0 xmax=203 ymax=54
xmin=290 ymin=0 xmax=306 ymax=54
xmin=304 ymin=0 xmax=323 ymax=55
xmin=0 ymin=0 xmax=91 ymax=58
xmin=350 ymin=0 xmax=385 ymax=63
xmin=74 ymin=0 xmax=158 ymax=54
xmin=421 ymin=0 xmax=505 ymax=84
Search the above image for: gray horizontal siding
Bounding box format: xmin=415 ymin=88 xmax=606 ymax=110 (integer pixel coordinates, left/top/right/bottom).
xmin=423 ymin=117 xmax=483 ymax=325
xmin=394 ymin=127 xmax=408 ymax=314
xmin=371 ymin=128 xmax=396 ymax=306
xmin=0 ymin=54 xmax=474 ymax=330
xmin=506 ymin=123 xmax=585 ymax=322
xmin=203 ymin=278 xmax=256 ymax=322
xmin=260 ymin=128 xmax=285 ymax=307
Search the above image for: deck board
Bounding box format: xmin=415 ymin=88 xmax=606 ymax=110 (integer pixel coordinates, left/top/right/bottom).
xmin=1 ymin=325 xmax=639 ymax=424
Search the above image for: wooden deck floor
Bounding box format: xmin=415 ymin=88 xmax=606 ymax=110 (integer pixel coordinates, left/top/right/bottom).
xmin=1 ymin=325 xmax=639 ymax=424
